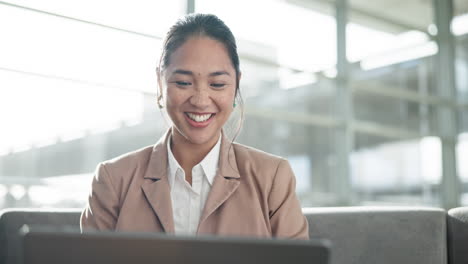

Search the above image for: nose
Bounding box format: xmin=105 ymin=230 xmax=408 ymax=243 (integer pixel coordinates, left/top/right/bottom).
xmin=189 ymin=86 xmax=211 ymax=109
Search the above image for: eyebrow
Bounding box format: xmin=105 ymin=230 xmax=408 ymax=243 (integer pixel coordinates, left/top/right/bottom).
xmin=209 ymin=71 xmax=230 ymax=77
xmin=173 ymin=69 xmax=193 ymax=76
xmin=172 ymin=69 xmax=231 ymax=77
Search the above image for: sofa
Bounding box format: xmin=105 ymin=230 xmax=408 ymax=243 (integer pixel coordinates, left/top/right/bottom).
xmin=1 ymin=206 xmax=467 ymax=264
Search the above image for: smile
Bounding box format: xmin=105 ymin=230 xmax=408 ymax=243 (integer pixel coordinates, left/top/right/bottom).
xmin=184 ymin=112 xmax=216 ymax=128
xmin=186 ymin=112 xmax=214 ymax=122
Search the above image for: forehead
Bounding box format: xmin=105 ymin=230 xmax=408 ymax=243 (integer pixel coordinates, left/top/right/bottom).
xmin=166 ymin=36 xmax=235 ymax=75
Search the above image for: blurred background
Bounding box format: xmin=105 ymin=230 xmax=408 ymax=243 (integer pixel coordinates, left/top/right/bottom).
xmin=0 ymin=0 xmax=466 ymax=209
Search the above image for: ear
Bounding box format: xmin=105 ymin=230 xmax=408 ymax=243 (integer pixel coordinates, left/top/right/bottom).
xmin=235 ymin=71 xmax=242 ymax=96
xmin=156 ymin=67 xmax=163 ymax=99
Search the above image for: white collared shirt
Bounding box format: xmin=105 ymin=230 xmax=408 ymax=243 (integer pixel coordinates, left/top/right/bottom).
xmin=167 ymin=134 xmax=221 ymax=235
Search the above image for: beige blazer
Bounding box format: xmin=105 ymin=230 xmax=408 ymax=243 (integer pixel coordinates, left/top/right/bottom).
xmin=81 ymin=130 xmax=309 ymax=240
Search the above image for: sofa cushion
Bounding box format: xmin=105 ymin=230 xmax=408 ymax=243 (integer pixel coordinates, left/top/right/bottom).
xmin=0 ymin=208 xmax=82 ymax=264
xmin=303 ymin=206 xmax=447 ymax=264
xmin=0 ymin=207 xmax=449 ymax=264
xmin=447 ymin=207 xmax=468 ymax=264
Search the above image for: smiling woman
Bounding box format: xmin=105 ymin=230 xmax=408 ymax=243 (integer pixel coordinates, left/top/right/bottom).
xmin=161 ymin=36 xmax=237 ymax=172
xmin=80 ymin=13 xmax=309 ymax=240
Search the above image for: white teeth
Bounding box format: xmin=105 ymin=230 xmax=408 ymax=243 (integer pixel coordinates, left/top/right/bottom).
xmin=186 ymin=113 xmax=213 ymax=122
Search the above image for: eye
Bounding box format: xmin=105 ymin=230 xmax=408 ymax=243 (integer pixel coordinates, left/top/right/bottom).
xmin=211 ymin=83 xmax=226 ymax=88
xmin=175 ymin=81 xmax=191 ymax=86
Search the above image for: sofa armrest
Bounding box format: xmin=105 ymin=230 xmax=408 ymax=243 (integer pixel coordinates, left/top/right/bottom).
xmin=447 ymin=207 xmax=468 ymax=264
xmin=0 ymin=208 xmax=82 ymax=264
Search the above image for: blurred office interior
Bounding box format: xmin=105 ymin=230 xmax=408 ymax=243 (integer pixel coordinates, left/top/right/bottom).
xmin=0 ymin=0 xmax=467 ymax=209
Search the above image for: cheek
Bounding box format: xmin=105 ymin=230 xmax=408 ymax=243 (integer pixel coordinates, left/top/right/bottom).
xmin=216 ymin=93 xmax=236 ymax=115
xmin=221 ymin=87 xmax=236 ymax=102
xmin=165 ymin=87 xmax=186 ymax=106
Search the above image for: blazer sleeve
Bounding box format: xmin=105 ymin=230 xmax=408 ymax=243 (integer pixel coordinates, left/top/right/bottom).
xmin=80 ymin=163 xmax=120 ymax=232
xmin=268 ymin=159 xmax=309 ymax=240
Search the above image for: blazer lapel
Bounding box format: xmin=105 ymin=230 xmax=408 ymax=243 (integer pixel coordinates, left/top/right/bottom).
xmin=199 ymin=132 xmax=241 ymax=225
xmin=141 ymin=130 xmax=175 ymax=233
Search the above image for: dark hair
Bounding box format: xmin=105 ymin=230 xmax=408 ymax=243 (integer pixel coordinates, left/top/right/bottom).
xmin=157 ymin=13 xmax=244 ymax=142
xmin=158 ymin=13 xmax=241 ymax=95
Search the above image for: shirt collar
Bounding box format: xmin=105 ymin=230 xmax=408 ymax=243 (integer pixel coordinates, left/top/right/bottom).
xmin=166 ymin=137 xmax=180 ymax=190
xmin=166 ymin=134 xmax=221 ymax=188
xmin=199 ymin=134 xmax=221 ymax=185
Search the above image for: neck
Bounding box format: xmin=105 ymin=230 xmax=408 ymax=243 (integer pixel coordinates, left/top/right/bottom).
xmin=170 ymin=128 xmax=220 ymax=170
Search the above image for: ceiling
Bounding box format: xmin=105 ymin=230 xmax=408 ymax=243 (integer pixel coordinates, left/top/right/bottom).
xmin=287 ymin=0 xmax=468 ymax=34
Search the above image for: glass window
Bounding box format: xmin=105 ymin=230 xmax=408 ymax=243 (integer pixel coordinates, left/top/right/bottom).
xmin=197 ymin=0 xmax=336 ymax=73
xmin=0 ymin=4 xmax=163 ymax=93
xmin=348 ymin=0 xmax=437 ymax=101
xmin=353 ymin=82 xmax=439 ymax=134
xmin=348 ymin=0 xmax=444 ymax=205
xmin=454 ymin=0 xmax=468 ymax=205
xmin=454 ymin=1 xmax=468 ymax=132
xmin=352 ymin=133 xmax=441 ymax=205
xmin=459 ymin=133 xmax=468 ymax=205
xmin=0 ymin=0 xmax=184 ymax=37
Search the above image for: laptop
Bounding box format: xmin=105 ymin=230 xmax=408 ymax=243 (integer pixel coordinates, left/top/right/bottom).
xmin=21 ymin=226 xmax=330 ymax=264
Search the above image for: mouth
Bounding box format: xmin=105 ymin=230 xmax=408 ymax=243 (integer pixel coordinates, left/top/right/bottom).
xmin=184 ymin=112 xmax=216 ymax=127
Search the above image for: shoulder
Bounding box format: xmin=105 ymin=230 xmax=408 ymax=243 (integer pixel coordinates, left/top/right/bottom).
xmin=231 ymin=143 xmax=290 ymax=180
xmin=232 ymin=142 xmax=285 ymax=166
xmin=229 ymin=143 xmax=297 ymax=203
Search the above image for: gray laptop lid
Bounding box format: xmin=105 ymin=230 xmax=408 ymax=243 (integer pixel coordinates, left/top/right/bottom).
xmin=21 ymin=228 xmax=330 ymax=264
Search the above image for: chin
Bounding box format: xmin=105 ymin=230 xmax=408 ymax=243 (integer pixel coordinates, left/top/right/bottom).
xmin=181 ymin=128 xmax=219 ymax=145
xmin=186 ymin=133 xmax=216 ymax=145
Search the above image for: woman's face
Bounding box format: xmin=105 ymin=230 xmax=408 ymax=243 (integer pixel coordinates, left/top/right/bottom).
xmin=159 ymin=36 xmax=238 ymax=147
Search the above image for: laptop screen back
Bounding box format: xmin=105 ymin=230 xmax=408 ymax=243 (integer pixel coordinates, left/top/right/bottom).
xmin=22 ymin=229 xmax=330 ymax=264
